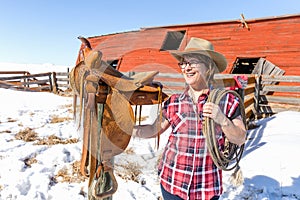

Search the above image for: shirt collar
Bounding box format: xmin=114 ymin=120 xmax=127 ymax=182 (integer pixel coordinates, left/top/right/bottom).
xmin=179 ymin=86 xmax=210 ymax=102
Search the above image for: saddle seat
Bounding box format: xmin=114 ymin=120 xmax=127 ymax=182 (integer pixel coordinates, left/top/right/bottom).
xmin=78 ymin=50 xmax=168 ymax=105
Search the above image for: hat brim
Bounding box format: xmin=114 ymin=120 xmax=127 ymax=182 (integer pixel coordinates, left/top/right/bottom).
xmin=170 ymin=50 xmax=227 ymax=73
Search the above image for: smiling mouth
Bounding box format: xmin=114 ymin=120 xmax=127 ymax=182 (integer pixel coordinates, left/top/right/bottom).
xmin=185 ymin=72 xmax=196 ymax=77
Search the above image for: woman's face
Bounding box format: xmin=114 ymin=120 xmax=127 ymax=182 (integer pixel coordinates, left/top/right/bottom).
xmin=179 ymin=55 xmax=210 ymax=90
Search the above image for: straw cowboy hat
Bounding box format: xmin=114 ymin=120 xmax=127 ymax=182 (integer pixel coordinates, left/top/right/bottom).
xmin=170 ymin=37 xmax=228 ymax=73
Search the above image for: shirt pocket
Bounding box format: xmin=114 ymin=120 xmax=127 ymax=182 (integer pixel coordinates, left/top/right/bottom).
xmin=170 ymin=112 xmax=191 ymax=133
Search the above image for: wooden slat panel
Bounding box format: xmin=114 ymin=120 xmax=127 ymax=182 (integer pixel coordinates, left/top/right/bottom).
xmin=0 ymin=72 xmax=52 ymax=81
xmin=159 ymin=81 xmax=186 ymax=88
xmin=244 ymin=94 xmax=255 ymax=108
xmin=260 ymin=95 xmax=300 ymax=105
xmin=0 ymin=80 xmax=20 ymax=88
xmin=245 ymin=104 xmax=255 ymax=119
xmin=0 ymin=71 xmax=30 ymax=75
xmin=57 ymin=83 xmax=70 ymax=87
xmin=247 ymin=76 xmax=256 ymax=84
xmin=259 ymin=104 xmax=300 ymax=113
xmin=262 ymin=85 xmax=300 ymax=93
xmin=19 ymin=80 xmax=49 ymax=86
xmin=163 ymin=89 xmax=184 ymax=95
xmin=55 ymin=72 xmax=69 ymax=76
xmin=244 ymin=83 xmax=255 ymax=96
xmin=155 ymin=73 xmax=184 ymax=79
xmin=262 ymin=75 xmax=300 ymax=82
xmin=56 ymin=77 xmax=70 ymax=82
xmin=251 ymin=58 xmax=264 ymax=74
xmin=215 ymin=78 xmax=236 ymax=88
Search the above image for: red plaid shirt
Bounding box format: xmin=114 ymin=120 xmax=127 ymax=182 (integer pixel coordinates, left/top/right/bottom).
xmin=158 ymin=88 xmax=240 ymax=200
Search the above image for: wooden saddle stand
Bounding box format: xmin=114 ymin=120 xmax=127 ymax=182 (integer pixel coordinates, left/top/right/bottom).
xmin=69 ymin=39 xmax=168 ymax=199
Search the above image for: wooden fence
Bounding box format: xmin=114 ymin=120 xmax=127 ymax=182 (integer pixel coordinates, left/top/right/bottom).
xmin=255 ymin=75 xmax=300 ymax=115
xmin=153 ymin=73 xmax=300 ymax=122
xmin=1 ymin=70 xmax=299 ymax=121
xmin=0 ymin=71 xmax=53 ymax=92
xmin=0 ymin=69 xmax=70 ymax=93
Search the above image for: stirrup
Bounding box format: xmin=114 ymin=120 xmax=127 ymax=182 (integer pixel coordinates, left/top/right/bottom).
xmin=91 ymin=165 xmax=118 ymax=199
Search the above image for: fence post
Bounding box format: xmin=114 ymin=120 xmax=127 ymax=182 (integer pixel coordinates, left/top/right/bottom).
xmin=67 ymin=68 xmax=70 ymax=88
xmin=52 ymin=72 xmax=58 ymax=93
xmin=254 ymin=74 xmax=261 ymax=117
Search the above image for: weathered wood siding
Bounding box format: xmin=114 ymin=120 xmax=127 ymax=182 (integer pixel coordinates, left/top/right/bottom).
xmin=77 ymin=14 xmax=300 ymax=76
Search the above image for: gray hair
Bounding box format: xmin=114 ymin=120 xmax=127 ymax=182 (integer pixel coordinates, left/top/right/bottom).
xmin=182 ymin=54 xmax=217 ymax=86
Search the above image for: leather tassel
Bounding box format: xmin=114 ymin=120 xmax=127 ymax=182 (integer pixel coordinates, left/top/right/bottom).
xmin=229 ymin=165 xmax=244 ymax=187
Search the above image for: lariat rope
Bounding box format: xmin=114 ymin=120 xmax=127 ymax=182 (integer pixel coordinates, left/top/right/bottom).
xmin=203 ymin=88 xmax=246 ymax=171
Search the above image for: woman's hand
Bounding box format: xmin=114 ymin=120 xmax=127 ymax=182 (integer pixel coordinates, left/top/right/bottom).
xmin=133 ymin=118 xmax=170 ymax=138
xmin=203 ymin=102 xmax=246 ymax=146
xmin=203 ymin=102 xmax=227 ymax=126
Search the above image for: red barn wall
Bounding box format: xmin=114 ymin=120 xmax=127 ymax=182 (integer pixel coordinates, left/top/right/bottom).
xmin=77 ymin=14 xmax=300 ymax=76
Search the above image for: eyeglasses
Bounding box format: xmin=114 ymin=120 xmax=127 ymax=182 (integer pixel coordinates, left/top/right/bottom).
xmin=178 ymin=60 xmax=204 ymax=69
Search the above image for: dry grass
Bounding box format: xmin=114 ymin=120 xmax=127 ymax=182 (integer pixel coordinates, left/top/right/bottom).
xmin=15 ymin=128 xmax=78 ymax=145
xmin=115 ymin=161 xmax=142 ymax=183
xmin=135 ymin=115 xmax=149 ymax=123
xmin=53 ymin=160 xmax=87 ymax=183
xmin=59 ymin=103 xmax=73 ymax=109
xmin=0 ymin=117 xmax=17 ymax=126
xmin=0 ymin=130 xmax=12 ymax=134
xmin=59 ymin=104 xmax=74 ymax=114
xmin=34 ymin=135 xmax=78 ymax=145
xmin=23 ymin=155 xmax=38 ymax=167
xmin=124 ymin=147 xmax=135 ymax=154
xmin=7 ymin=117 xmax=17 ymax=123
xmin=15 ymin=127 xmax=38 ymax=142
xmin=50 ymin=115 xmax=72 ymax=123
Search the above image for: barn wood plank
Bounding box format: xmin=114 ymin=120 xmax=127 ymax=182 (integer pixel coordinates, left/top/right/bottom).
xmin=262 ymin=85 xmax=300 ymax=93
xmin=260 ymin=95 xmax=300 ymax=105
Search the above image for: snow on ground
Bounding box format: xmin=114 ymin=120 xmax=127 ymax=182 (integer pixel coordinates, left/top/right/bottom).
xmin=0 ymin=63 xmax=300 ymax=199
xmin=222 ymin=111 xmax=300 ymax=200
xmin=1 ymin=88 xmax=300 ymax=200
xmin=0 ymin=62 xmax=71 ymax=74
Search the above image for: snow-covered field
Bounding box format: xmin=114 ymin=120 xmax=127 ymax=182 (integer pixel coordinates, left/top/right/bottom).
xmin=1 ymin=63 xmax=300 ymax=199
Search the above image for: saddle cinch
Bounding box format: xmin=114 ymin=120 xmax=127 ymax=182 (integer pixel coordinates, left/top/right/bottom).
xmin=69 ymin=46 xmax=168 ymax=199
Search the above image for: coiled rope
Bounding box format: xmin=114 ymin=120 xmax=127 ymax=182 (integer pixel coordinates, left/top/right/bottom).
xmin=203 ymin=88 xmax=246 ymax=171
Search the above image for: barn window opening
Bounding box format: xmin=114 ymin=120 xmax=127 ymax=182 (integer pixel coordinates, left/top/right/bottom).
xmin=231 ymin=57 xmax=260 ymax=74
xmin=107 ymin=59 xmax=119 ymax=69
xmin=161 ymin=30 xmax=186 ymax=50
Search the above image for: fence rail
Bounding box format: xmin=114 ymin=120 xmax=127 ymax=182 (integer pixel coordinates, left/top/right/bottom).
xmin=0 ymin=71 xmax=30 ymax=75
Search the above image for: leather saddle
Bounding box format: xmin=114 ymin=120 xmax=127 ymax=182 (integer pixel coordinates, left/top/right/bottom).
xmin=69 ymin=44 xmax=168 ymax=198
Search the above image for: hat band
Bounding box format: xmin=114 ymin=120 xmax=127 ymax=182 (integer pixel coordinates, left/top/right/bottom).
xmin=184 ymin=48 xmax=208 ymax=51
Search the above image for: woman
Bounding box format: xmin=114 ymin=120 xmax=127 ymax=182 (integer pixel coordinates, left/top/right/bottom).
xmin=134 ymin=37 xmax=246 ymax=200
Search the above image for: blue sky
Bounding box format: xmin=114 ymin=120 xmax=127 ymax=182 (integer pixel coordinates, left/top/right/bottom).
xmin=0 ymin=0 xmax=299 ymax=66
